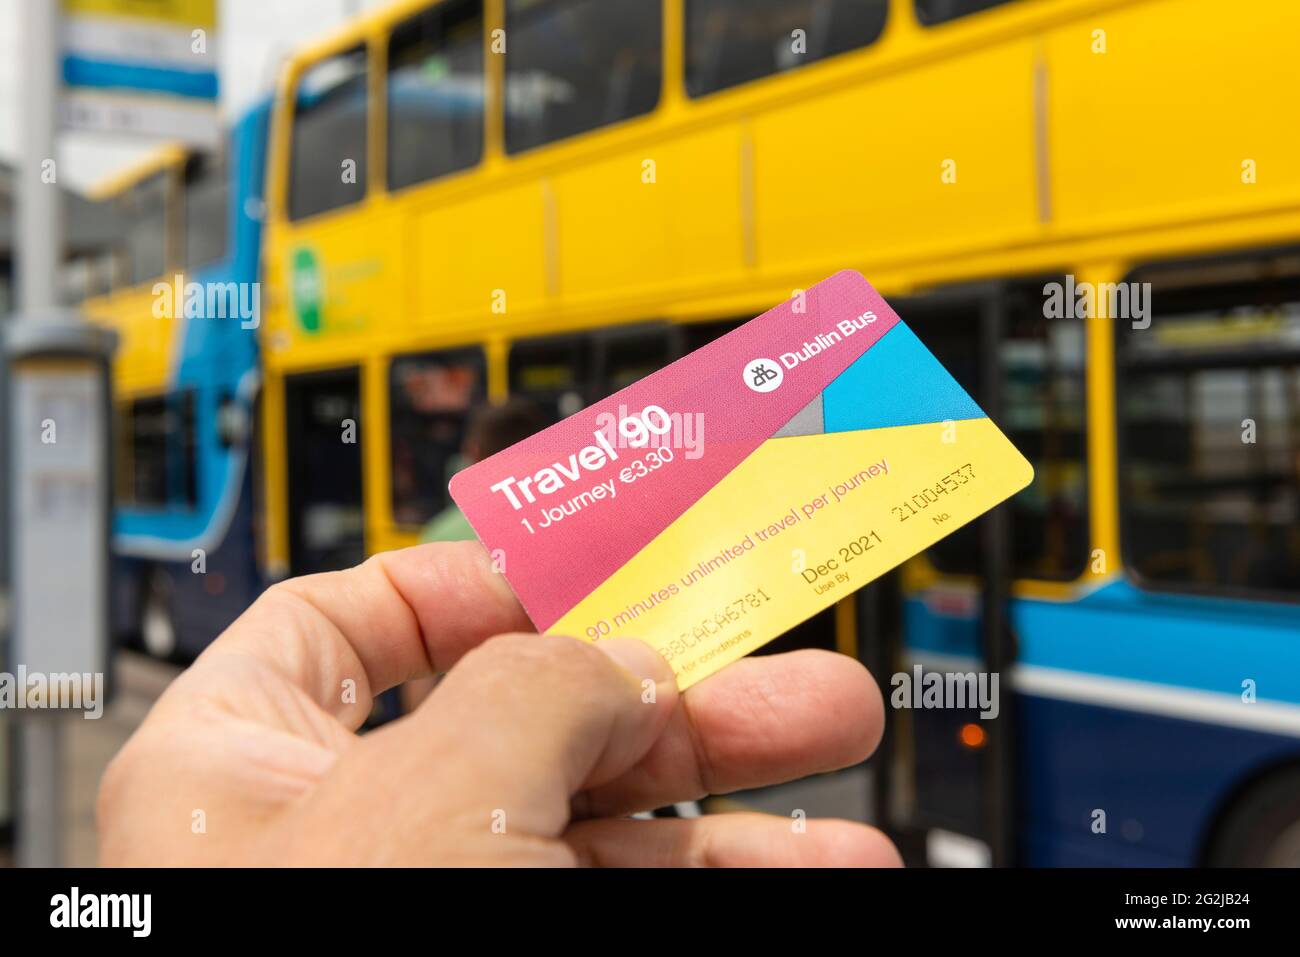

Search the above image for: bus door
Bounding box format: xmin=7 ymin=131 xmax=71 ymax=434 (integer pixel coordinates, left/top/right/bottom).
xmin=874 ymin=278 xmax=1085 ymax=866
xmin=285 ymin=367 xmax=365 ymax=576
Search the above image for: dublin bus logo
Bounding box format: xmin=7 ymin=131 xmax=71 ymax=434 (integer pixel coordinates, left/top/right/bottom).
xmin=744 ymin=358 xmax=784 ymax=393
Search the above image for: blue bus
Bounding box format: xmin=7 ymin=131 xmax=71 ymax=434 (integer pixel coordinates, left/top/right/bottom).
xmin=87 ymin=102 xmax=271 ymax=662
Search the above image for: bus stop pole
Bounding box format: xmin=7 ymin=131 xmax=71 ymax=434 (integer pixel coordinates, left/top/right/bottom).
xmin=14 ymin=0 xmax=65 ymax=869
xmin=18 ymin=0 xmax=61 ymax=312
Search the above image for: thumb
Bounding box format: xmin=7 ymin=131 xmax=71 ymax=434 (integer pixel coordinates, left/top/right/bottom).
xmin=359 ymin=634 xmax=676 ymax=841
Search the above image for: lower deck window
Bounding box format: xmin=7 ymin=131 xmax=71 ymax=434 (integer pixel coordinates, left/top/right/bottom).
xmin=1120 ymin=251 xmax=1300 ymax=597
xmin=389 ymin=349 xmax=487 ymax=527
xmin=116 ymin=391 xmax=198 ymax=509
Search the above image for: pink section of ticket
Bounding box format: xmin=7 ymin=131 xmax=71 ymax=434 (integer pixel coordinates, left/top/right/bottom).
xmin=450 ymin=270 xmax=899 ymax=629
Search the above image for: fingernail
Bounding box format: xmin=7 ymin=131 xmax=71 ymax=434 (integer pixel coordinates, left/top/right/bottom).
xmin=595 ymin=637 xmax=673 ymax=685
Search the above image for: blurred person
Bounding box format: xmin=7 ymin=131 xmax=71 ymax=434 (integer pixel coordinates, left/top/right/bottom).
xmin=403 ymin=399 xmax=547 ymax=711
xmin=419 ymin=398 xmax=546 ymax=544
xmin=96 ymin=541 xmax=899 ymax=867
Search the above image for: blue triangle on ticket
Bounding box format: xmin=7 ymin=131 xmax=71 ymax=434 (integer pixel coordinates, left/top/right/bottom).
xmin=822 ymin=322 xmax=985 ymax=433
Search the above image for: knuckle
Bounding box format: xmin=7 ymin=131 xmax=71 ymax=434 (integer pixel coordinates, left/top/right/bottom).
xmin=258 ymin=574 xmax=318 ymax=610
xmin=242 ymin=578 xmax=301 ymax=624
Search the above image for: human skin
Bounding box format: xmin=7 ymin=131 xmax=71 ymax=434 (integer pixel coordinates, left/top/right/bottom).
xmin=97 ymin=541 xmax=900 ymax=867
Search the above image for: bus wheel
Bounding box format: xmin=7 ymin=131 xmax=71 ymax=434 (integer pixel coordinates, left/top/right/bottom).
xmin=1206 ymin=768 xmax=1300 ymax=867
xmin=141 ymin=569 xmax=178 ymax=660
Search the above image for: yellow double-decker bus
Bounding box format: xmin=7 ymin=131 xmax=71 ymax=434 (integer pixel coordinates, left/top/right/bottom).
xmin=260 ymin=0 xmax=1298 ymax=572
xmin=97 ymin=0 xmax=1300 ymax=865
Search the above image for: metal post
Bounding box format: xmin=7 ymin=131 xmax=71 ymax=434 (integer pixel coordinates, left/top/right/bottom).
xmin=19 ymin=0 xmax=62 ymax=313
xmin=859 ymin=576 xmax=900 ymax=844
xmin=17 ymin=724 xmax=62 ymax=866
xmin=979 ymin=288 xmax=1017 ymax=868
xmin=15 ymin=0 xmax=64 ymax=869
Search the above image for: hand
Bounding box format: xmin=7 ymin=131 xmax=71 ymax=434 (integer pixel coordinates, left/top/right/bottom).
xmin=98 ymin=541 xmax=900 ymax=866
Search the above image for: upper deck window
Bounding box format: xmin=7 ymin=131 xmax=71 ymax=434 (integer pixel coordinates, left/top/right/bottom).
xmin=120 ymin=172 xmax=167 ymax=286
xmin=914 ymin=0 xmax=1018 ymax=27
xmin=686 ymin=0 xmax=888 ymax=97
xmin=289 ymin=45 xmax=368 ymax=221
xmin=387 ymin=0 xmax=485 ymax=191
xmin=504 ymin=0 xmax=662 ymax=154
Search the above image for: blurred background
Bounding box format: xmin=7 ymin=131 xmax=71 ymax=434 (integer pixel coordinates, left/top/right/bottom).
xmin=1 ymin=0 xmax=1298 ymax=868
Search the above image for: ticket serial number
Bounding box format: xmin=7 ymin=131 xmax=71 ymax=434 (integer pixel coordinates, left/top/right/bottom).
xmin=662 ymin=589 xmax=772 ymax=662
xmin=890 ymin=463 xmax=976 ymax=522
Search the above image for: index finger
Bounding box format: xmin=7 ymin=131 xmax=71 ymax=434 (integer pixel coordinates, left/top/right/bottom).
xmin=203 ymin=541 xmax=531 ymax=725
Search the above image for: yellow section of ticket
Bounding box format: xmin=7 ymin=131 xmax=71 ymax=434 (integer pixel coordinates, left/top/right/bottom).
xmin=550 ymin=417 xmax=1033 ymax=688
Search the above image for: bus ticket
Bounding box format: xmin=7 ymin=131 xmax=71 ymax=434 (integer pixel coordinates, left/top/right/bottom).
xmin=450 ymin=270 xmax=1033 ymax=688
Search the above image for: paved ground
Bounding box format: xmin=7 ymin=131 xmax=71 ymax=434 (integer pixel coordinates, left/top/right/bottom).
xmin=2 ymin=651 xmax=870 ymax=866
xmin=64 ymin=653 xmax=180 ymax=866
xmin=1 ymin=652 xmax=180 ymax=868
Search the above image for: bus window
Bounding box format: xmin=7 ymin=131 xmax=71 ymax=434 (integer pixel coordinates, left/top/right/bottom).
xmin=508 ymin=327 xmax=673 ymax=418
xmin=504 ymin=0 xmax=662 ymax=154
xmin=508 ymin=333 xmax=595 ymax=421
xmin=387 ymin=0 xmax=484 ymax=191
xmin=914 ymin=0 xmax=1019 ymax=27
xmin=686 ymin=0 xmax=888 ymax=98
xmin=907 ymin=283 xmax=1089 ymax=581
xmin=596 ymin=326 xmax=675 ymax=397
xmin=105 ymin=246 xmax=130 ymax=292
xmin=61 ymin=256 xmax=95 ymax=305
xmin=120 ymin=172 xmax=167 ymax=286
xmin=183 ymin=148 xmax=229 ymax=269
xmin=289 ymin=45 xmax=368 ymax=221
xmin=389 ymin=348 xmax=487 ymax=527
xmin=1120 ymin=251 xmax=1300 ymax=597
xmin=678 ymin=318 xmax=744 ymax=354
xmin=117 ymin=392 xmax=198 ymax=509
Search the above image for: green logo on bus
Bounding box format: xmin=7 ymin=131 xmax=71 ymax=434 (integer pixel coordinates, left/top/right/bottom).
xmin=291 ymin=247 xmax=323 ymax=333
